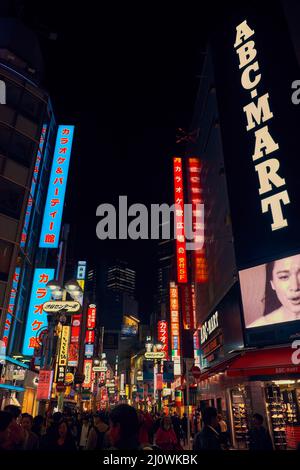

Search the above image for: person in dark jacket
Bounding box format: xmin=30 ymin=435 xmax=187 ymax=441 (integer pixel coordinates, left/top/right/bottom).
xmin=108 ymin=404 xmax=140 ymax=450
xmin=20 ymin=413 xmax=39 ymax=450
xmin=249 ymin=413 xmax=273 ymax=450
xmin=52 ymin=419 xmax=77 ymax=451
xmin=193 ymin=407 xmax=222 ymax=451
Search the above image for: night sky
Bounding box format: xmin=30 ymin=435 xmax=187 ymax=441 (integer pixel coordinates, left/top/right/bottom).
xmin=15 ymin=2 xmax=211 ymax=320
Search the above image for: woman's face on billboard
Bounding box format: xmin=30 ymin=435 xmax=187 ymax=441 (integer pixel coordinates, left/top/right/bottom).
xmin=271 ymin=255 xmax=300 ymax=315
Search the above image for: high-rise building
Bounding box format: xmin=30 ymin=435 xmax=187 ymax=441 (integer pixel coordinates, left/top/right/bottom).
xmin=106 ymin=260 xmax=136 ymax=297
xmin=0 ymin=18 xmax=57 ymax=355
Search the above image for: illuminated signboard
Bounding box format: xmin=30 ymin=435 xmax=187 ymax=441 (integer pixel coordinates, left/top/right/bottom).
xmin=21 ymin=125 xmax=47 ymax=248
xmin=173 ymin=157 xmax=187 ymax=283
xmin=87 ymin=305 xmax=96 ymax=329
xmin=84 ymin=304 xmax=96 ymax=359
xmin=22 ymin=268 xmax=55 ymax=356
xmin=169 ymin=282 xmax=181 ymax=359
xmin=68 ymin=314 xmax=81 ymax=367
xmin=83 ymin=359 xmax=93 ymax=389
xmin=77 ymin=261 xmax=86 ymax=280
xmin=158 ymin=320 xmax=168 ymax=358
xmin=39 ymin=125 xmax=75 ymax=248
xmin=180 ymin=284 xmax=194 ymax=330
xmin=121 ymin=315 xmax=139 ymax=337
xmin=187 ymin=157 xmax=208 ymax=283
xmin=2 ymin=267 xmax=20 ymax=347
xmin=211 ymin=5 xmax=300 ymax=270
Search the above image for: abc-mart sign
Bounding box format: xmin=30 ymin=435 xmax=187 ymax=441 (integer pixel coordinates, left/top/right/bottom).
xmin=43 ymin=301 xmax=81 ymax=313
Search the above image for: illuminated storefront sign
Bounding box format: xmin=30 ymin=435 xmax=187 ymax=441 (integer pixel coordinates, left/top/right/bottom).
xmin=39 ymin=125 xmax=75 ymax=248
xmin=173 ymin=157 xmax=187 ymax=283
xmin=169 ymin=282 xmax=181 ymax=375
xmin=158 ymin=320 xmax=168 ymax=358
xmin=187 ymin=158 xmax=208 ymax=283
xmin=180 ymin=284 xmax=194 ymax=330
xmin=87 ymin=305 xmax=96 ymax=329
xmin=21 ymin=125 xmax=47 ymax=248
xmin=83 ymin=359 xmax=93 ymax=389
xmin=76 ymin=261 xmax=86 ymax=280
xmin=2 ymin=267 xmax=21 ymax=347
xmin=193 ymin=331 xmax=201 ymax=367
xmin=56 ymin=325 xmax=70 ymax=384
xmin=234 ymin=21 xmax=289 ymax=233
xmin=84 ymin=304 xmax=96 ymax=359
xmin=22 ymin=268 xmax=55 ymax=356
xmin=200 ymin=311 xmax=219 ymax=345
xmin=37 ymin=370 xmax=53 ymax=400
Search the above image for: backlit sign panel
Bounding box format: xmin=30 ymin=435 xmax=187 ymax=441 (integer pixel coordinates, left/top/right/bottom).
xmin=21 ymin=125 xmax=47 ymax=248
xmin=173 ymin=157 xmax=187 ymax=283
xmin=39 ymin=125 xmax=74 ymax=248
xmin=2 ymin=267 xmax=20 ymax=347
xmin=22 ymin=268 xmax=55 ymax=356
xmin=158 ymin=320 xmax=169 ymax=358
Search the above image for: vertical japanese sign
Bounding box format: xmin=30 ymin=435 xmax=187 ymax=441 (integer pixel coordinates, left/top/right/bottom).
xmin=187 ymin=157 xmax=207 ymax=283
xmin=68 ymin=261 xmax=86 ymax=367
xmin=169 ymin=282 xmax=181 ymax=375
xmin=84 ymin=304 xmax=96 ymax=359
xmin=2 ymin=267 xmax=20 ymax=347
xmin=83 ymin=359 xmax=93 ymax=389
xmin=56 ymin=325 xmax=70 ymax=384
xmin=22 ymin=268 xmax=55 ymax=356
xmin=37 ymin=370 xmax=53 ymax=400
xmin=157 ymin=320 xmax=169 ymax=358
xmin=173 ymin=157 xmax=187 ymax=283
xmin=193 ymin=330 xmax=201 ymax=367
xmin=39 ymin=125 xmax=75 ymax=248
xmin=180 ymin=284 xmax=194 ymax=330
xmin=21 ymin=125 xmax=47 ymax=248
xmin=68 ymin=315 xmax=81 ymax=367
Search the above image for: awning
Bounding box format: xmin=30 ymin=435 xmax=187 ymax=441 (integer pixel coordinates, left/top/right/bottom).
xmin=227 ymin=347 xmax=300 ymax=378
xmin=198 ymin=354 xmax=242 ymax=381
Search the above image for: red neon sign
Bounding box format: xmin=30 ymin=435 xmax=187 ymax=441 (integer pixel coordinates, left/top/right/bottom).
xmin=187 ymin=157 xmax=207 ymax=283
xmin=158 ymin=320 xmax=169 ymax=358
xmin=173 ymin=157 xmax=188 ymax=284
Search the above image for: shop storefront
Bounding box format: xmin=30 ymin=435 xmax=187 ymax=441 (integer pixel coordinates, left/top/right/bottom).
xmin=197 ymin=346 xmax=300 ymax=450
xmin=0 ymin=356 xmax=28 ymax=410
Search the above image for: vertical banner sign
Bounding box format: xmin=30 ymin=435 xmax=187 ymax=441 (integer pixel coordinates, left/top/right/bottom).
xmin=173 ymin=157 xmax=188 ymax=283
xmin=158 ymin=320 xmax=169 ymax=358
xmin=2 ymin=267 xmax=20 ymax=347
xmin=37 ymin=370 xmax=53 ymax=400
xmin=68 ymin=314 xmax=81 ymax=367
xmin=22 ymin=268 xmax=55 ymax=356
xmin=83 ymin=359 xmax=93 ymax=389
xmin=56 ymin=325 xmax=70 ymax=384
xmin=211 ymin=3 xmax=300 ymax=269
xmin=193 ymin=330 xmax=201 ymax=367
xmin=180 ymin=284 xmax=194 ymax=330
xmin=21 ymin=125 xmax=48 ymax=248
xmin=187 ymin=158 xmax=208 ymax=282
xmin=84 ymin=304 xmax=96 ymax=358
xmin=169 ymin=282 xmax=181 ymax=375
xmin=39 ymin=125 xmax=75 ymax=248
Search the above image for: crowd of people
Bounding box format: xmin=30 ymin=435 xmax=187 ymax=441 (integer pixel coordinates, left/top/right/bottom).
xmin=0 ymin=403 xmax=275 ymax=451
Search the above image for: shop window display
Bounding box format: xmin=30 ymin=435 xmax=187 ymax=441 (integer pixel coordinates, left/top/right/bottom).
xmin=230 ymin=388 xmax=250 ymax=449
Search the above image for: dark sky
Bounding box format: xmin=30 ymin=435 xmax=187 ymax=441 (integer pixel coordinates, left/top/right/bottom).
xmin=18 ymin=2 xmax=210 ymax=320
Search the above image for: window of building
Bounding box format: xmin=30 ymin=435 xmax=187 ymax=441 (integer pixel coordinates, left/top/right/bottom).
xmin=0 ymin=214 xmax=18 ymax=242
xmin=3 ymin=158 xmax=28 ymax=186
xmin=0 ymin=125 xmax=12 ymax=156
xmin=0 ymin=239 xmax=14 ymax=281
xmin=0 ymin=176 xmax=25 ymax=219
xmin=15 ymin=114 xmax=38 ymax=140
xmin=21 ymin=91 xmax=45 ymax=123
xmin=9 ymin=131 xmax=36 ymax=167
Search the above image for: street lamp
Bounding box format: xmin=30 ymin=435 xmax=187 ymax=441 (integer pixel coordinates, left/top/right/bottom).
xmin=41 ymin=279 xmax=83 ymax=413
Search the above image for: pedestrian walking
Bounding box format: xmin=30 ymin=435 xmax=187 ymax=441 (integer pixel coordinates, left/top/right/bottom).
xmin=155 ymin=416 xmax=180 ymax=450
xmin=86 ymin=412 xmax=109 ymax=450
xmin=193 ymin=407 xmax=222 ymax=451
xmin=20 ymin=413 xmax=39 ymax=450
xmin=249 ymin=413 xmax=273 ymax=450
xmin=107 ymin=404 xmax=140 ymax=450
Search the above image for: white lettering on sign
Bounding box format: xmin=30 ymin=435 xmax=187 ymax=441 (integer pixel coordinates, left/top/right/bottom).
xmin=234 ymin=20 xmax=290 ymax=231
xmin=200 ymin=311 xmax=219 ymax=345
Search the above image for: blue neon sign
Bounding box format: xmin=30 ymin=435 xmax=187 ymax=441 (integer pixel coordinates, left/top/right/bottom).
xmin=22 ymin=268 xmax=55 ymax=356
xmin=21 ymin=125 xmax=47 ymax=248
xmin=39 ymin=125 xmax=74 ymax=248
xmin=1 ymin=267 xmax=21 ymax=347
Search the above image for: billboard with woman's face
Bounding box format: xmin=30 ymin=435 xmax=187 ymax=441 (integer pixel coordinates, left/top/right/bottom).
xmin=240 ymin=254 xmax=300 ymax=330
